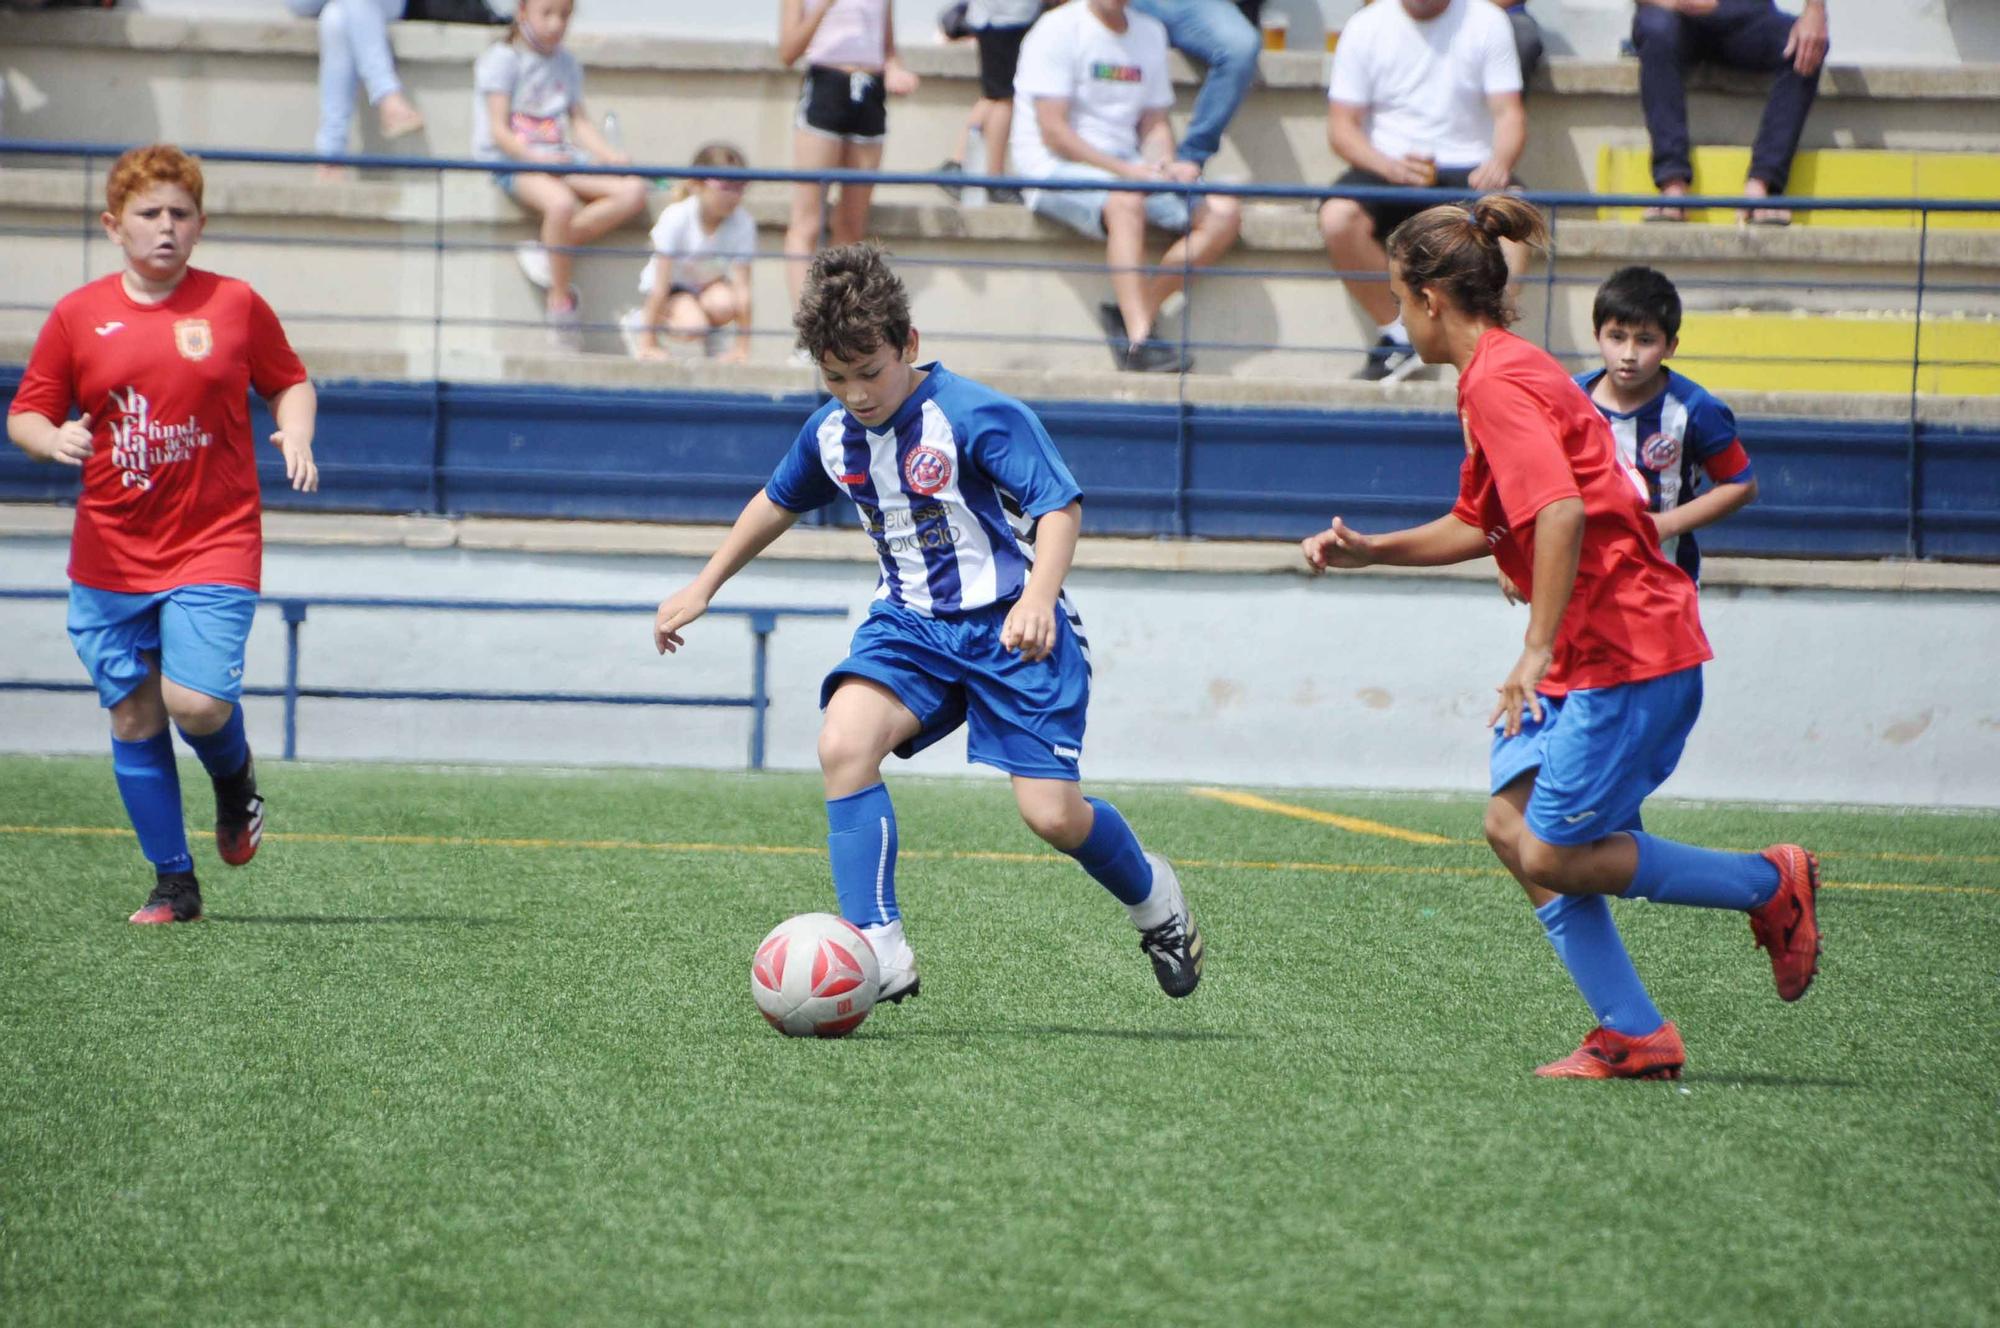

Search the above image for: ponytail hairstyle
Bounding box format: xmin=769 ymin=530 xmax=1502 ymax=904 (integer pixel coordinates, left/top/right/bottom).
xmin=674 ymin=141 xmax=749 ymax=204
xmin=1385 ymin=193 xmax=1547 ymax=326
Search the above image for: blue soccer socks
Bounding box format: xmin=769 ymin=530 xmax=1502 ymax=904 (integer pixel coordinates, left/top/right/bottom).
xmin=827 ymin=783 xmax=899 ymax=928
xmin=1067 ymin=798 xmax=1156 ymax=907
xmin=1536 ymin=893 xmax=1666 ymax=1038
xmin=177 ymin=703 xmax=249 ymax=780
xmin=111 ymin=731 xmax=193 ymax=875
xmin=1622 ymin=832 xmax=1782 ymax=911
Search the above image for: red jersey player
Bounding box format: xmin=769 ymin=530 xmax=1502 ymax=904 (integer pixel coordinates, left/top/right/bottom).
xmin=7 ymin=144 xmax=320 ymax=925
xmin=1298 ymin=194 xmax=1821 ymax=1080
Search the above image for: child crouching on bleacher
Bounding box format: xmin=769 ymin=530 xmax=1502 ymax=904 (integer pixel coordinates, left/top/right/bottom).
xmin=619 ymin=144 xmax=759 ymax=363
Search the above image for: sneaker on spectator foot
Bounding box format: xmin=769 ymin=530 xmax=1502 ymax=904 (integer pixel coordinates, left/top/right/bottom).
xmin=1135 ymin=851 xmax=1203 ymax=998
xmin=989 ymin=185 xmax=1024 ymax=205
xmin=1535 ymin=1022 xmax=1685 ymax=1080
xmin=935 ymin=159 xmax=965 ymax=202
xmin=515 ymin=242 xmax=553 ymax=290
xmin=212 ymin=755 xmax=264 ymax=867
xmin=1120 ymin=339 xmax=1191 ymax=374
xmin=546 ymin=295 xmax=583 ymax=352
xmin=1750 ymin=844 xmax=1821 ymax=1001
xmin=1357 ymin=333 xmax=1421 ymax=382
xmin=861 ymin=920 xmax=921 ymax=1004
xmin=130 ymin=870 xmax=203 ymax=925
xmin=616 ymin=307 xmax=650 ymax=359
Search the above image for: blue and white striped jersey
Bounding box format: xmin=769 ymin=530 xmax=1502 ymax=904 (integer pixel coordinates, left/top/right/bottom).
xmin=765 ymin=364 xmax=1084 ymax=617
xmin=1574 ymin=366 xmax=1753 ymax=583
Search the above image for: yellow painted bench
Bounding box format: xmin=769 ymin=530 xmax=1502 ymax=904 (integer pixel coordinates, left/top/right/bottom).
xmin=1668 ymin=311 xmax=2000 ymax=395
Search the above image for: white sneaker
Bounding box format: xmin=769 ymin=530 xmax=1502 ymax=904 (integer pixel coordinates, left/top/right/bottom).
xmin=616 ymin=307 xmax=648 ymax=359
xmin=861 ymin=920 xmax=920 ymax=1004
xmin=515 ymin=242 xmax=553 ymax=290
xmin=1133 ymin=851 xmax=1203 ymax=998
xmin=546 ymin=301 xmax=583 ymax=352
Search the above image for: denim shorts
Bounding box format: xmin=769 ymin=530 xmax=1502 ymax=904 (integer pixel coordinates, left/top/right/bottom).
xmin=1026 ymin=160 xmax=1195 ymax=240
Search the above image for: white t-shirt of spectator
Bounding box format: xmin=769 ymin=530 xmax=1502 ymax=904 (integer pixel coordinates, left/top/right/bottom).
xmin=968 ymin=0 xmax=1043 ymax=28
xmin=1328 ymin=0 xmax=1522 ymax=170
xmin=1009 ymin=2 xmax=1175 ymax=180
xmin=472 ymin=40 xmax=587 ymax=163
xmin=638 ymin=196 xmax=759 ymax=294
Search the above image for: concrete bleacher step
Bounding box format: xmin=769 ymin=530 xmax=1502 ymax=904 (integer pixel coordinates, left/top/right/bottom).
xmin=1596 ymin=146 xmax=2000 ymax=228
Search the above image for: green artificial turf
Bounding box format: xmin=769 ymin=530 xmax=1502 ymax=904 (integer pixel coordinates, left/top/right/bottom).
xmin=1 ymin=755 xmax=1995 ymax=1326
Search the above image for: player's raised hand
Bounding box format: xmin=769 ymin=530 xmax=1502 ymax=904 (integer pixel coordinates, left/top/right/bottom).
xmin=272 ymin=430 xmax=319 ymax=492
xmin=1301 ymin=516 xmax=1375 ymax=573
xmin=1488 ymin=643 xmax=1553 ymax=737
xmin=654 ymin=586 xmax=710 ymax=655
xmin=1000 ymin=597 xmax=1057 ymax=663
xmin=47 ymin=413 xmax=94 ymax=466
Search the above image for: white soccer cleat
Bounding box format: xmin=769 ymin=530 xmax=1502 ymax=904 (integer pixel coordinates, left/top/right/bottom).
xmin=1134 ymin=852 xmax=1204 ymax=998
xmin=861 ymin=920 xmax=921 ymax=1004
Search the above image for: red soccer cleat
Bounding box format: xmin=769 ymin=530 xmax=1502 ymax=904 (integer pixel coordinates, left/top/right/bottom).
xmin=1750 ymin=844 xmax=1821 ymax=1001
xmin=1535 ymin=1022 xmax=1686 ymax=1080
xmin=213 ymin=755 xmax=265 ymax=867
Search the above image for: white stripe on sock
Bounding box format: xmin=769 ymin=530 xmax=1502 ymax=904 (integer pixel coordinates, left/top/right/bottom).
xmin=874 ymin=815 xmax=890 ymax=924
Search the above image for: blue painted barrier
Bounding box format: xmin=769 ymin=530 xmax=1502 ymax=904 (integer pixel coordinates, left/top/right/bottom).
xmin=0 ymin=590 xmax=847 ymax=768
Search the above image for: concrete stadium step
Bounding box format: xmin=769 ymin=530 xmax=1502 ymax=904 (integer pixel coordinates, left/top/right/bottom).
xmin=1596 ymin=146 xmax=2000 ymax=228
xmin=5 ymin=163 xmax=1997 ymax=391
xmin=7 ymin=11 xmax=2000 ymax=200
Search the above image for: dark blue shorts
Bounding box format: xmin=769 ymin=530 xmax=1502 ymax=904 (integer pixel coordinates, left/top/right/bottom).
xmin=67 ymin=582 xmax=259 ymax=708
xmin=1488 ymin=665 xmax=1704 ymax=846
xmin=822 ymin=597 xmax=1092 ymax=781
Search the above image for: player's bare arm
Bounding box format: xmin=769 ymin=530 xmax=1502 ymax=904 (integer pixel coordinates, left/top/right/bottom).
xmin=655 ymin=491 xmax=802 ymax=654
xmin=267 ymin=380 xmax=319 ymax=493
xmin=1491 ymin=496 xmax=1583 ymax=736
xmin=1652 ymin=474 xmax=1758 ymax=541
xmin=1000 ymin=501 xmax=1080 ymax=663
xmin=1303 ymin=513 xmax=1487 ymax=571
xmin=6 ymin=410 xmax=94 ymax=466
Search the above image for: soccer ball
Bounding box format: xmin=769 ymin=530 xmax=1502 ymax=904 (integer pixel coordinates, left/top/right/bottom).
xmin=751 ymin=912 xmax=881 ymax=1038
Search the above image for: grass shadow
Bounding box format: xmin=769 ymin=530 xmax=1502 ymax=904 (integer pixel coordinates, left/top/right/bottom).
xmin=893 ymin=1024 xmax=1254 ymax=1044
xmin=208 ymin=914 xmax=505 ymax=927
xmin=1682 ymin=1071 xmax=1861 ymax=1089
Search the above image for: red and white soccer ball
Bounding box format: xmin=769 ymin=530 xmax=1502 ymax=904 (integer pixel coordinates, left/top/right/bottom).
xmin=751 ymin=913 xmax=881 ymax=1038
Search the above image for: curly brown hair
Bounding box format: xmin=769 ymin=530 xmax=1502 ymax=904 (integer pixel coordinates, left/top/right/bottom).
xmin=106 ymin=144 xmax=205 ymax=217
xmin=1385 ymin=193 xmax=1547 ymax=326
xmin=793 ymin=243 xmax=912 ymax=365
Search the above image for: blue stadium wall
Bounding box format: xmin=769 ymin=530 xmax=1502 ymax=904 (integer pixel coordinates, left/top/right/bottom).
xmin=2 ymin=369 xmax=1995 ymax=560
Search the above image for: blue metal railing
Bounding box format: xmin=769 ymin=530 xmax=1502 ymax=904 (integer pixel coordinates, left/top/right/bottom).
xmin=0 ymin=589 xmax=847 ymax=768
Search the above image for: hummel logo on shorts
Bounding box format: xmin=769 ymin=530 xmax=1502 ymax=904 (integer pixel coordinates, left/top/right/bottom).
xmin=1052 ymin=745 xmax=1081 ymax=760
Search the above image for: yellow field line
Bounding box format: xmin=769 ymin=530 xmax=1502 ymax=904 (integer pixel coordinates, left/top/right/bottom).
xmin=1186 ymin=787 xmax=1459 ymax=845
xmin=3 ymin=824 xmax=1991 ymax=896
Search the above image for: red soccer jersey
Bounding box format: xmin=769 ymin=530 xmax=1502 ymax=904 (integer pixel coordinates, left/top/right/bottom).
xmin=1451 ymin=328 xmax=1712 ymax=696
xmin=8 ymin=269 xmax=309 ymax=593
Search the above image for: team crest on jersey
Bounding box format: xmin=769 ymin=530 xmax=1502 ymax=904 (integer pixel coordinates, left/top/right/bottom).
xmin=173 ymin=318 xmax=213 ymax=362
xmin=902 ymin=444 xmax=952 ymax=496
xmin=1640 ymin=430 xmax=1681 ymax=471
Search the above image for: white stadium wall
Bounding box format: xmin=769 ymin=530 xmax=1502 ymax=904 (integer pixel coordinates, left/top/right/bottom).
xmin=3 ymin=536 xmax=1996 ymax=808
xmin=125 ymin=0 xmax=2000 ymax=66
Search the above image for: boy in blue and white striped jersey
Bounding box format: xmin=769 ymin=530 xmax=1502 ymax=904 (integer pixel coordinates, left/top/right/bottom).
xmin=652 ymin=243 xmax=1203 ymax=1006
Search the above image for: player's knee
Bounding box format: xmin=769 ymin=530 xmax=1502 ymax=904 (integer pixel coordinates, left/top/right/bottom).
xmin=816 ymin=722 xmax=882 ymax=780
xmin=1518 ymin=836 xmax=1583 ymax=891
xmin=108 ymin=703 xmax=166 ymax=744
xmin=1017 ymin=796 xmax=1086 ymax=849
xmin=165 ymin=690 xmax=232 ymax=735
xmin=1482 ymin=799 xmax=1519 ymax=853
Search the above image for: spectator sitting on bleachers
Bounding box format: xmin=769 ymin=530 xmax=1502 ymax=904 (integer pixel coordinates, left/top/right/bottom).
xmin=474 ymin=0 xmax=647 ymax=351
xmin=936 ymin=0 xmax=1046 ymax=206
xmin=1130 ymin=0 xmax=1263 ymax=171
xmin=1632 ymin=0 xmax=1828 ymax=224
xmin=289 ymin=0 xmax=426 ymax=180
xmin=779 ymin=0 xmax=919 ymax=316
xmin=1012 ymin=0 xmax=1242 ymax=374
xmin=620 ymin=143 xmax=758 ymax=363
xmin=1318 ymin=0 xmax=1525 ymax=382
xmin=1494 ymin=0 xmax=1543 ymax=80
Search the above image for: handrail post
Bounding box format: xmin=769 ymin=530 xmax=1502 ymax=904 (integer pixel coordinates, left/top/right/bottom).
xmin=281 ymin=600 xmax=308 ymax=761
xmin=747 ymin=609 xmax=778 ymax=771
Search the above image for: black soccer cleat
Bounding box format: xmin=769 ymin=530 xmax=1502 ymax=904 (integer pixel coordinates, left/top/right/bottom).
xmin=1137 ymin=852 xmax=1204 ymax=998
xmin=130 ymin=870 xmax=203 ymax=925
xmin=213 ymin=754 xmax=265 ymax=867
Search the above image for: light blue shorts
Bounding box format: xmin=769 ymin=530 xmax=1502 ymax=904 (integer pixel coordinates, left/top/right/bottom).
xmin=67 ymin=583 xmax=259 ymax=708
xmin=822 ymin=597 xmax=1093 ymax=781
xmin=1488 ymin=665 xmax=1704 ymax=846
xmin=1026 ymin=161 xmax=1195 ymax=240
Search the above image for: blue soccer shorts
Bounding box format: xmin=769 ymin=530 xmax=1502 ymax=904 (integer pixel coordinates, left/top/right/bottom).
xmin=821 ymin=597 xmax=1093 ymax=781
xmin=1487 ymin=665 xmax=1704 ymax=846
xmin=67 ymin=582 xmax=259 ymax=708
